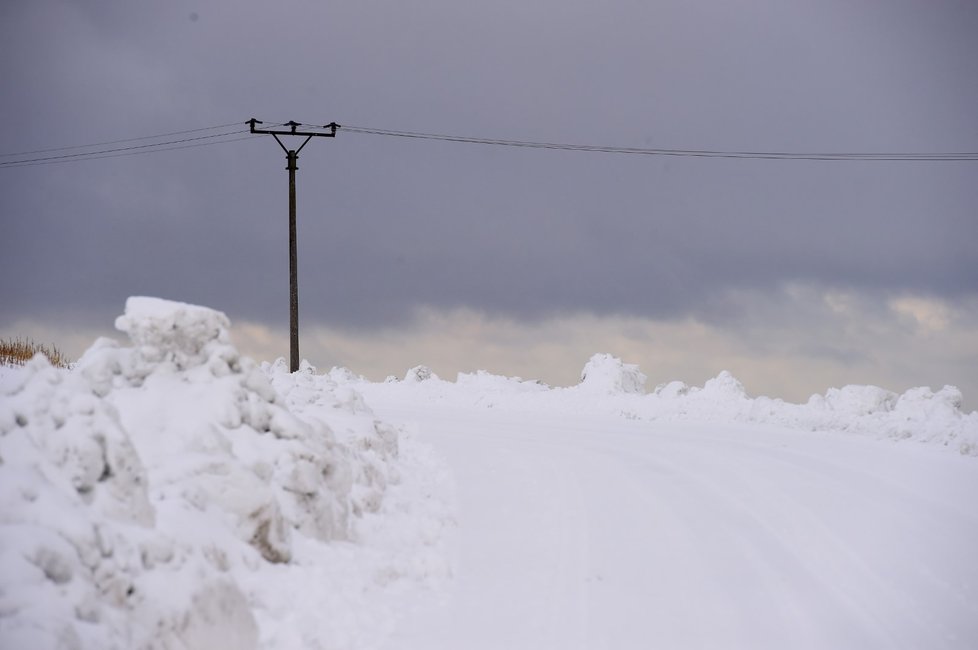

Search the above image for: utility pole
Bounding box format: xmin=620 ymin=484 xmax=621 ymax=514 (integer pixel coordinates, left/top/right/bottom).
xmin=248 ymin=118 xmax=339 ymax=372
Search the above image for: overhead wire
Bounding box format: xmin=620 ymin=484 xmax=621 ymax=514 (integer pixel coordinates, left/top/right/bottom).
xmin=338 ymin=124 xmax=978 ymax=161
xmin=0 ymin=121 xmax=245 ymax=158
xmin=3 ymin=118 xmax=978 ymax=168
xmin=1 ymin=134 xmax=256 ymax=169
xmin=0 ymin=129 xmax=252 ymax=168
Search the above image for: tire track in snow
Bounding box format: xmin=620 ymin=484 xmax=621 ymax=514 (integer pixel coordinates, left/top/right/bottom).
xmin=372 ymin=406 xmax=978 ymax=649
xmin=566 ymin=424 xmax=978 ymax=648
xmin=378 ymin=409 xmax=595 ymax=650
xmin=599 ymin=440 xmax=906 ymax=648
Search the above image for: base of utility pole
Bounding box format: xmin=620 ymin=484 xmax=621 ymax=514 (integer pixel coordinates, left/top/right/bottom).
xmin=248 ymin=119 xmax=338 ymax=373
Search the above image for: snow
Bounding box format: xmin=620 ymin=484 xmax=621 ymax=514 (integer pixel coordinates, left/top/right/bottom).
xmin=2 ymin=299 xmax=977 ymax=649
xmin=579 ymin=352 xmax=647 ymax=394
xmin=0 ymin=298 xmax=451 ymax=649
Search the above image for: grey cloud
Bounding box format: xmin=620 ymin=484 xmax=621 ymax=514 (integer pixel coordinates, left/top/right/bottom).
xmin=2 ymin=0 xmax=977 ymax=333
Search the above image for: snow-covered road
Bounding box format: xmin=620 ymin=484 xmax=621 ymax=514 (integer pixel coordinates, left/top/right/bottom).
xmin=368 ymin=400 xmax=978 ymax=650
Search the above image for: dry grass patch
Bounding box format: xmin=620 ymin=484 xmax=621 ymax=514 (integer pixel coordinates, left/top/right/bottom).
xmin=0 ymin=337 xmax=71 ymax=368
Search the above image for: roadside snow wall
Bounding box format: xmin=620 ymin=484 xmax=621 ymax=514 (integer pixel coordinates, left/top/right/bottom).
xmin=0 ymin=297 xmax=405 ymax=649
xmin=360 ymin=353 xmax=978 ymax=456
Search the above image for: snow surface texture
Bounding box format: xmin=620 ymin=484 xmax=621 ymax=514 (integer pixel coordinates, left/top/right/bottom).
xmin=353 ymin=354 xmax=978 ymax=649
xmin=361 ymin=385 xmax=978 ymax=650
xmin=0 ymin=298 xmax=452 ymax=650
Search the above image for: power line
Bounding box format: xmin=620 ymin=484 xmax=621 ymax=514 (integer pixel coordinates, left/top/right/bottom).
xmin=0 ymin=121 xmax=244 ymax=157
xmin=4 ymin=118 xmax=978 ymax=168
xmin=1 ymin=134 xmax=256 ymax=169
xmin=0 ymin=129 xmax=251 ymax=168
xmin=339 ymin=124 xmax=978 ymax=161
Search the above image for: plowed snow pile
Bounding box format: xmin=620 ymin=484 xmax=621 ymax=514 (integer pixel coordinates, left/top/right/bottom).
xmin=0 ymin=298 xmax=452 ymax=650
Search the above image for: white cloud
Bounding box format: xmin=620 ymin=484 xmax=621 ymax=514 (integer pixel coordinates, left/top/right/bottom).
xmin=889 ymin=295 xmax=952 ymax=333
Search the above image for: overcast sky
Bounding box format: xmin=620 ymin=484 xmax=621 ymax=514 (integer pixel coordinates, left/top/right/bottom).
xmin=2 ymin=0 xmax=977 ymax=406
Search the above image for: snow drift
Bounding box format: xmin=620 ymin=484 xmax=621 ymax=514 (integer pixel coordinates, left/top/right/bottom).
xmin=365 ymin=354 xmax=978 ymax=456
xmin=0 ymin=298 xmax=450 ymax=650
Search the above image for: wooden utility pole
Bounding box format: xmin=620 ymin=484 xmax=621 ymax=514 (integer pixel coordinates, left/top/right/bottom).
xmin=248 ymin=119 xmax=338 ymax=372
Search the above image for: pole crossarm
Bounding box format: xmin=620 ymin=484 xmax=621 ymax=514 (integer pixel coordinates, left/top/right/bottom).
xmin=248 ymin=118 xmax=339 ymax=138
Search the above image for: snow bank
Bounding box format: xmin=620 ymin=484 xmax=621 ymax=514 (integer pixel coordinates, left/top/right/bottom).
xmin=353 ymin=354 xmax=978 ymax=456
xmin=0 ymin=298 xmax=452 ymax=649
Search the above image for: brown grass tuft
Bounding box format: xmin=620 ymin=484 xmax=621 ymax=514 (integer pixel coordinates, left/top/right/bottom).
xmin=0 ymin=337 xmax=71 ymax=368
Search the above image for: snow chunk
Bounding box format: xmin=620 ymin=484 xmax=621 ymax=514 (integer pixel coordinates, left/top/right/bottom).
xmin=114 ymin=296 xmax=232 ymax=370
xmin=809 ymin=384 xmax=897 ymax=416
xmin=701 ymin=370 xmax=748 ymax=399
xmin=654 ymin=380 xmax=690 ymax=398
xmin=404 ymin=365 xmax=438 ymax=383
xmin=457 ymin=370 xmax=549 ymax=393
xmin=579 ymin=353 xmax=647 ymax=394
